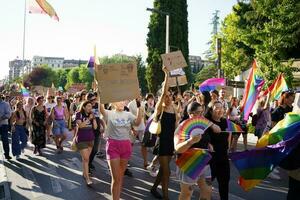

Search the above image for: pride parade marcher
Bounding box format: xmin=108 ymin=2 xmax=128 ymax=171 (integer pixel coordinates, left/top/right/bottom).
xmin=175 ymin=101 xmax=221 ymax=200
xmin=99 ymin=97 xmax=143 ymax=200
xmin=205 ymin=101 xmax=230 ymax=200
xmin=10 ymin=101 xmax=28 ymax=159
xmin=0 ymin=94 xmax=12 ymax=160
xmin=31 ymin=96 xmax=47 ymax=156
xmin=150 ymin=67 xmax=180 ymax=200
xmin=50 ymin=96 xmax=69 ymax=153
xmin=75 ymin=100 xmax=97 ymax=186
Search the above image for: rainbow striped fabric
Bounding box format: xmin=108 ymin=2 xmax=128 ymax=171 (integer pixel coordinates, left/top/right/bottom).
xmin=176 ymin=148 xmax=212 ymax=180
xmin=240 ymin=60 xmax=265 ymax=120
xmin=28 ymin=0 xmax=59 ymax=21
xmin=177 ymin=117 xmax=211 ymax=142
xmin=226 ymin=119 xmax=243 ymax=132
xmin=199 ymin=78 xmax=225 ymax=92
xmin=262 ymin=73 xmax=288 ymax=101
xmin=230 ymin=113 xmax=300 ymax=191
xmin=19 ymin=84 xmax=29 ymax=97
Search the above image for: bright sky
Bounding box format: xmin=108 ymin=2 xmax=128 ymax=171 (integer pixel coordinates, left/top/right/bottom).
xmin=0 ymin=0 xmax=236 ymax=80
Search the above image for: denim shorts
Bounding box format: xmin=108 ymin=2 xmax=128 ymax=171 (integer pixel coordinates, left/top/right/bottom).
xmin=53 ymin=120 xmax=68 ymax=136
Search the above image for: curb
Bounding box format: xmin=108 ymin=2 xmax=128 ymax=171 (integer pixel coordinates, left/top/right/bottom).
xmin=0 ymin=143 xmax=11 ymax=200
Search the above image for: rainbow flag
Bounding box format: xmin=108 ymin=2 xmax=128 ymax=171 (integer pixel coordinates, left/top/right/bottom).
xmin=199 ymin=78 xmax=225 ymax=92
xmin=262 ymin=73 xmax=288 ymax=101
xmin=19 ymin=84 xmax=30 ymax=97
xmin=177 ymin=117 xmax=211 ymax=142
xmin=226 ymin=119 xmax=243 ymax=132
xmin=230 ymin=113 xmax=300 ymax=191
xmin=256 ymin=112 xmax=300 ymax=148
xmin=176 ymin=148 xmax=212 ymax=180
xmin=240 ymin=60 xmax=265 ymax=120
xmin=28 ymin=0 xmax=59 ymax=21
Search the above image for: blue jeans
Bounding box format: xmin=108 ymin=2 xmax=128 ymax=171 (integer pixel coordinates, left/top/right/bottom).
xmin=12 ymin=125 xmax=28 ymax=156
xmin=0 ymin=124 xmax=10 ymax=157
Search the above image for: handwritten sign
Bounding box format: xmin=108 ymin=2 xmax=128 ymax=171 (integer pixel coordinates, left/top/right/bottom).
xmin=168 ymin=75 xmax=188 ymax=87
xmin=161 ymin=50 xmax=187 ymax=71
xmin=95 ymin=62 xmax=140 ymax=104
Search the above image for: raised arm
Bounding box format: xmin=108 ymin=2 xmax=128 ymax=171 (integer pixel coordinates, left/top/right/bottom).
xmin=153 ymin=67 xmax=169 ymax=120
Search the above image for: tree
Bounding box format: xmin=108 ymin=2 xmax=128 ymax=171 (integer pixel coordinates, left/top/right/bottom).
xmin=23 ymin=66 xmax=57 ymax=87
xmin=78 ymin=66 xmax=93 ymax=89
xmin=55 ymin=68 xmax=68 ymax=89
xmin=217 ymin=0 xmax=300 ymax=86
xmin=135 ymin=55 xmax=148 ymax=95
xmin=146 ymin=0 xmax=191 ymax=93
xmin=66 ymin=67 xmax=80 ymax=88
xmin=195 ymin=65 xmax=218 ymax=85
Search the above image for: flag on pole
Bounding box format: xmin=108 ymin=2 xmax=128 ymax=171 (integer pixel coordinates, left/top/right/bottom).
xmin=262 ymin=73 xmax=288 ymax=101
xmin=28 ymin=0 xmax=59 ymax=21
xmin=240 ymin=60 xmax=265 ymax=120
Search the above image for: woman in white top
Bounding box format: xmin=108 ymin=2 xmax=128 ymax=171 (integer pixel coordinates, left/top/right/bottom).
xmin=99 ymin=99 xmax=143 ymax=200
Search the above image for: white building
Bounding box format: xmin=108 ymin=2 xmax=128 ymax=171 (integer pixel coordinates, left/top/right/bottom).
xmin=31 ymin=56 xmax=64 ymax=69
xmin=9 ymin=59 xmax=31 ymax=82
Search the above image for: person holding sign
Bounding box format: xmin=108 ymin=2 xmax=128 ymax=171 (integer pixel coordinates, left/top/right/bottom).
xmin=150 ymin=67 xmax=180 ymax=200
xmin=99 ymin=98 xmax=143 ymax=200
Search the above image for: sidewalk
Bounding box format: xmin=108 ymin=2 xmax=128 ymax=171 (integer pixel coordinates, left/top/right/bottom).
xmin=0 ymin=143 xmax=11 ymax=200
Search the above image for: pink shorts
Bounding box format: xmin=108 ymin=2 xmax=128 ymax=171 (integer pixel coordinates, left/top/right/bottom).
xmin=106 ymin=139 xmax=132 ymax=160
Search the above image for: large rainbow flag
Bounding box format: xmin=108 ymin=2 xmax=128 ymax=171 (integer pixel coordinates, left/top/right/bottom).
xmin=240 ymin=60 xmax=265 ymax=120
xmin=28 ymin=0 xmax=59 ymax=21
xmin=176 ymin=148 xmax=212 ymax=180
xmin=262 ymin=73 xmax=288 ymax=101
xmin=230 ymin=113 xmax=300 ymax=191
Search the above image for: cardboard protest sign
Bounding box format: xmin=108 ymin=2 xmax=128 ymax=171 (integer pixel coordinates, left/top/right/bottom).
xmin=67 ymin=83 xmax=86 ymax=94
xmin=168 ymin=75 xmax=188 ymax=87
xmin=161 ymin=50 xmax=187 ymax=72
xmin=95 ymin=62 xmax=140 ymax=104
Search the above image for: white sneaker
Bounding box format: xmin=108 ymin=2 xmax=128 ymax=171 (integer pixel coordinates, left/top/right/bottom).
xmin=149 ymin=169 xmax=159 ymax=177
xmin=269 ymin=172 xmax=281 ymax=180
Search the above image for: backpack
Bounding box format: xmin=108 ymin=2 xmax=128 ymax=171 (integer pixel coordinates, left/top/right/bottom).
xmin=251 ymin=114 xmax=258 ymax=126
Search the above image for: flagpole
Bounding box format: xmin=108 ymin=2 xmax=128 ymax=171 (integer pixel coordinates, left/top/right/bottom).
xmin=22 ymin=0 xmax=27 ymax=70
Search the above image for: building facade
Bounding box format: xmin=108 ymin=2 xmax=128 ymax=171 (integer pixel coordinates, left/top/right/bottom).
xmin=9 ymin=59 xmax=31 ymax=82
xmin=31 ymin=56 xmax=64 ymax=69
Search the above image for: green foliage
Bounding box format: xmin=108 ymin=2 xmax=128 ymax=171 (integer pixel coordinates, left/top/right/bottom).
xmin=146 ymin=0 xmax=191 ymax=94
xmin=217 ymin=0 xmax=300 ymax=87
xmin=195 ymin=65 xmax=218 ymax=84
xmin=66 ymin=67 xmax=80 ymax=88
xmin=135 ymin=55 xmax=148 ymax=95
xmin=23 ymin=66 xmax=57 ymax=87
xmin=55 ymin=68 xmax=68 ymax=89
xmin=78 ymin=66 xmax=93 ymax=89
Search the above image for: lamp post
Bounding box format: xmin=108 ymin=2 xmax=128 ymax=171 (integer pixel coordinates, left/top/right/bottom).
xmin=146 ymin=8 xmax=170 ymax=53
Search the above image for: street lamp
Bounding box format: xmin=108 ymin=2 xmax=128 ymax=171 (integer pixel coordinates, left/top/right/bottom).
xmin=146 ymin=8 xmax=170 ymax=53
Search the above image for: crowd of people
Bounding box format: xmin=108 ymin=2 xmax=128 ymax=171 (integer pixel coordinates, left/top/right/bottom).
xmin=0 ymin=72 xmax=299 ymax=200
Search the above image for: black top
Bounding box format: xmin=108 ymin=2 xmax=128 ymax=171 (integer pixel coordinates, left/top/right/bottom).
xmin=191 ymin=132 xmax=211 ymax=149
xmin=157 ymin=112 xmax=176 ymax=156
xmin=205 ymin=116 xmax=228 ymax=159
xmin=271 ymin=105 xmax=293 ymax=123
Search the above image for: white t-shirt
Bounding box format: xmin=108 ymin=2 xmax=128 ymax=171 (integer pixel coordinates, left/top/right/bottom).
xmin=44 ymin=102 xmax=56 ymax=113
xmin=128 ymin=100 xmax=145 ymax=131
xmin=104 ymin=110 xmax=136 ymax=140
